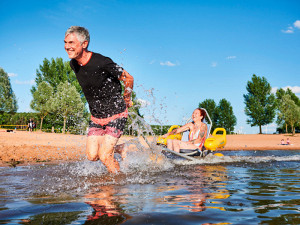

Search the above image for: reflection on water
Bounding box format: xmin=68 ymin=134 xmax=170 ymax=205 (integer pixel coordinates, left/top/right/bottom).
xmin=157 ymin=165 xmax=230 ymax=214
xmin=84 ymin=185 xmax=131 ymax=224
xmin=0 ymin=150 xmax=299 ymax=224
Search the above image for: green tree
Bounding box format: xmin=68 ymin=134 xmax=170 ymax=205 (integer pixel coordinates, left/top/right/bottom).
xmin=129 ymin=91 xmax=143 ymax=117
xmin=215 ymin=98 xmax=237 ymax=134
xmin=198 ymin=99 xmax=217 ymax=131
xmin=50 ymin=81 xmax=84 ymax=134
xmin=0 ymin=67 xmax=18 ymax=113
xmin=30 ymin=81 xmax=54 ymax=130
xmin=243 ymin=74 xmax=276 ymax=134
xmin=276 ymin=88 xmax=300 ymax=106
xmin=31 ymin=58 xmax=85 ymax=103
xmin=0 ymin=112 xmax=39 ymax=129
xmin=276 ymin=88 xmax=300 ymax=133
xmin=278 ymin=94 xmax=300 ymax=135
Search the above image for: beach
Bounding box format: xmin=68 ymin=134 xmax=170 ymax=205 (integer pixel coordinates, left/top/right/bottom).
xmin=0 ymin=130 xmax=299 ymax=166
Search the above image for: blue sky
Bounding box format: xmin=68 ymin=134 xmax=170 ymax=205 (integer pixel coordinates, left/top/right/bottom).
xmin=1 ymin=0 xmax=299 ymax=134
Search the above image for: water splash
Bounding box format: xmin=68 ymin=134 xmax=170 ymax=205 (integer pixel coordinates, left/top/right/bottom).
xmin=173 ymin=153 xmax=300 ymax=165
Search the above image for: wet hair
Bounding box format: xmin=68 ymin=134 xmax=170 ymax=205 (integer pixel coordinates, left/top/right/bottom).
xmin=65 ymin=26 xmax=90 ymax=47
xmin=196 ymin=108 xmax=206 ymax=122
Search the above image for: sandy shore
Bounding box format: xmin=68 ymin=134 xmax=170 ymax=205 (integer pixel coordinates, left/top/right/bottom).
xmin=0 ymin=130 xmax=299 ymax=166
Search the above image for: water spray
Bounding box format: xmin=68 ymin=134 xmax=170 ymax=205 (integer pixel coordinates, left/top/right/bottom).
xmin=128 ymin=113 xmax=199 ymax=163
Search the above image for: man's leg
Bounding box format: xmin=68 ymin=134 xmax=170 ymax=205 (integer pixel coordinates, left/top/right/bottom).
xmin=86 ymin=116 xmax=126 ymax=173
xmin=86 ymin=134 xmax=120 ymax=173
xmin=98 ymin=135 xmax=120 ymax=173
xmin=86 ymin=135 xmax=105 ymax=161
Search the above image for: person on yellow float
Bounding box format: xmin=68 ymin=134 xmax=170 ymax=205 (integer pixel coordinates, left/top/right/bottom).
xmin=162 ymin=108 xmax=208 ymax=153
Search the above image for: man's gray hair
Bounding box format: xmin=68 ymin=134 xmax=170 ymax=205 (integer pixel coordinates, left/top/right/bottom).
xmin=65 ymin=26 xmax=90 ymax=46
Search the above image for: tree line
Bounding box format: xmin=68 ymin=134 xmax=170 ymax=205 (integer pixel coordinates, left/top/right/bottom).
xmin=198 ymin=98 xmax=236 ymax=134
xmin=244 ymin=74 xmax=300 ymax=135
xmin=198 ymin=75 xmax=299 ymax=135
xmin=30 ymin=58 xmax=87 ymax=133
xmin=0 ymin=67 xmax=18 ymax=114
xmin=0 ymin=58 xmax=141 ymax=134
xmin=1 ymin=60 xmax=299 ymax=135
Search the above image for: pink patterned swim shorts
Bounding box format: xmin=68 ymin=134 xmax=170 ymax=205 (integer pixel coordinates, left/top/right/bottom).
xmin=88 ymin=113 xmax=127 ymax=138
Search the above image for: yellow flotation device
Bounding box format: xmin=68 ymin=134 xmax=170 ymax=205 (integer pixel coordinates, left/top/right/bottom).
xmin=204 ymin=128 xmax=227 ymax=151
xmin=157 ymin=125 xmax=182 ymax=145
xmin=156 ymin=123 xmax=227 ymax=157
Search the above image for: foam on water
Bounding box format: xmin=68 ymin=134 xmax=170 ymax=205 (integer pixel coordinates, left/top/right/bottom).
xmin=18 ymin=145 xmax=174 ymax=196
xmin=19 ymin=149 xmax=299 ymax=198
xmin=4 ymin=103 xmax=299 ymax=202
xmin=173 ymin=153 xmax=300 ymax=165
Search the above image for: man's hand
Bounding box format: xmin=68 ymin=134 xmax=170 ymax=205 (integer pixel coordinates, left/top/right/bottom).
xmin=124 ymin=97 xmax=133 ymax=108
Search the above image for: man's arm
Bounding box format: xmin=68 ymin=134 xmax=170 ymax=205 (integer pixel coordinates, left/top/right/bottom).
xmin=119 ymin=70 xmax=134 ymax=108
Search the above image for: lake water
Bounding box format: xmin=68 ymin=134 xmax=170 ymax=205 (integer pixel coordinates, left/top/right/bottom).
xmin=0 ymin=150 xmax=299 ymax=225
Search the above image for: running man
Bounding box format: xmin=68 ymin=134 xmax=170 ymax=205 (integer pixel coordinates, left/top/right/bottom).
xmin=64 ymin=26 xmax=134 ymax=173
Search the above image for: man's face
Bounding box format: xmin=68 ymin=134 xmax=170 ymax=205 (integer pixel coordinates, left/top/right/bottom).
xmin=64 ymin=33 xmax=86 ymax=59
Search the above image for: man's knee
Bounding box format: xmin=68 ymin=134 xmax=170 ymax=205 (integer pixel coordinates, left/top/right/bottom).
xmin=87 ymin=152 xmax=99 ymax=161
xmin=99 ymin=152 xmax=113 ymax=162
xmin=86 ymin=136 xmax=102 ymax=161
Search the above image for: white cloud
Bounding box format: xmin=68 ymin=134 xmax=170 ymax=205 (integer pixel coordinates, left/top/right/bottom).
xmin=282 ymin=26 xmax=294 ymax=33
xmin=210 ymin=62 xmax=217 ymax=67
xmin=272 ymin=86 xmax=300 ymax=94
xmin=282 ymin=20 xmax=300 ymax=33
xmin=271 ymin=87 xmax=278 ymax=94
xmin=8 ymin=73 xmax=18 ymax=77
xmin=226 ymin=56 xmax=236 ymax=60
xmin=15 ymin=80 xmax=35 ymax=85
xmin=160 ymin=61 xmax=176 ymax=66
xmin=294 ymin=20 xmax=300 ymax=29
xmin=283 ymin=86 xmax=300 ymax=93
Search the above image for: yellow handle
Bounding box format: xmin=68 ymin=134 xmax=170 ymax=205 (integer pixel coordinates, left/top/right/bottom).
xmin=168 ymin=125 xmax=180 ymax=133
xmin=212 ymin=128 xmax=226 ymax=136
